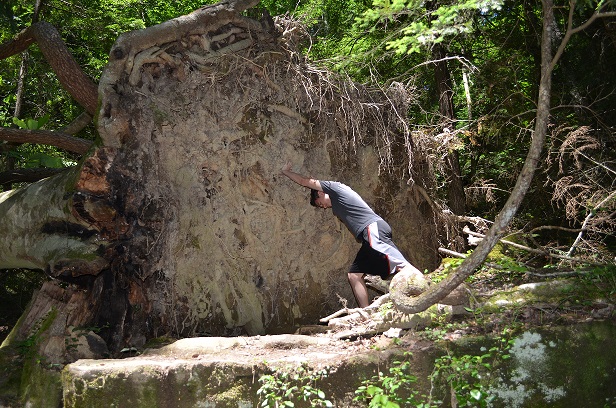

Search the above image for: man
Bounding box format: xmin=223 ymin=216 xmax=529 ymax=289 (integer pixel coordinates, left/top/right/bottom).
xmin=280 ymin=162 xmax=423 ymax=308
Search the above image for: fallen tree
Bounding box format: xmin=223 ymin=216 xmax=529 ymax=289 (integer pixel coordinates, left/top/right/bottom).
xmin=0 ymin=0 xmax=445 ymax=378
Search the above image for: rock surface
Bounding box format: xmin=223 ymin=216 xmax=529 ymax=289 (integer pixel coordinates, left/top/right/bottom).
xmin=60 ymin=321 xmax=616 ymax=408
xmin=62 ymin=334 xmax=420 ymax=408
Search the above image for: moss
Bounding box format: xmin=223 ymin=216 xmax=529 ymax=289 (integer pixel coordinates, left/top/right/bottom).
xmin=4 ymin=307 xmax=64 ymax=407
xmin=211 ymin=381 xmax=251 ymax=406
xmin=0 ymin=346 xmax=22 ymax=403
xmin=142 ymin=336 xmax=177 ymax=350
xmin=19 ymin=363 xmax=63 ymax=408
xmin=63 ymin=368 xmax=160 ymax=408
xmin=150 ymin=103 xmax=170 ymax=125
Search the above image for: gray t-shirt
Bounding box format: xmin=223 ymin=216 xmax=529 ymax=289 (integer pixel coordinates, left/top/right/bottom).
xmin=320 ymin=181 xmax=381 ymax=238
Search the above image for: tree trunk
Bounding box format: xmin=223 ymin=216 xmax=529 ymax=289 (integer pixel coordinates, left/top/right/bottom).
xmin=432 ymin=25 xmax=467 ymax=220
xmin=0 ymin=0 xmax=440 ymax=360
xmin=2 ymin=53 xmax=28 ymax=192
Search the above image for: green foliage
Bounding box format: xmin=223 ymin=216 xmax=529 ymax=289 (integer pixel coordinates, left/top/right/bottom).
xmin=430 ymin=331 xmax=514 ymax=408
xmin=257 ymin=362 xmax=333 ymax=407
xmin=354 ymin=330 xmax=515 ymax=408
xmin=0 ymin=0 xmax=213 ymax=178
xmin=5 ymin=141 xmax=75 ymax=169
xmin=354 ymin=353 xmax=435 ymax=408
xmin=356 ymin=0 xmax=504 ymax=55
xmin=0 ymin=270 xmax=46 ymax=343
xmin=575 ymin=265 xmax=616 ymax=300
xmin=12 ymin=115 xmax=49 ymax=130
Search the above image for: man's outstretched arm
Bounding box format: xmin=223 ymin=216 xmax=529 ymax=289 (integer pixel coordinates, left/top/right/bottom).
xmin=280 ymin=162 xmax=322 ymax=191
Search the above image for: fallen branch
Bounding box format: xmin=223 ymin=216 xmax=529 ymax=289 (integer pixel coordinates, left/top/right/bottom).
xmin=438 ymin=247 xmax=466 ymax=258
xmin=60 ymin=112 xmax=93 ymax=136
xmin=320 ymin=294 xmax=390 ymax=323
xmin=566 ymin=189 xmax=616 ymax=257
xmin=463 ymin=226 xmax=601 ymax=265
xmin=320 ymin=308 xmax=362 ymax=323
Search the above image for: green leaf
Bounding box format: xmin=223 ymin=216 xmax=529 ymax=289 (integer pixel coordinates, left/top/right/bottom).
xmin=40 ymin=154 xmax=64 ymax=168
xmin=12 ymin=117 xmax=27 ymax=129
xmin=470 ymin=389 xmax=482 ymax=400
xmin=26 ymin=118 xmax=38 ymax=129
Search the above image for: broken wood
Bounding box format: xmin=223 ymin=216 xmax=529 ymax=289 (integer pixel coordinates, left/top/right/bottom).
xmin=463 ymin=226 xmax=601 ymax=265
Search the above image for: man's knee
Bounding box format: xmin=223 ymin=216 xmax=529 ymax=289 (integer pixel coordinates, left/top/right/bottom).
xmin=347 ymin=272 xmax=364 ymax=283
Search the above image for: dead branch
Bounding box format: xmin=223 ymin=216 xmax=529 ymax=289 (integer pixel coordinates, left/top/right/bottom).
xmin=566 ymin=189 xmax=616 ymax=257
xmin=320 ymin=294 xmax=391 ymax=323
xmin=60 ymin=112 xmax=93 ymax=136
xmin=525 ymin=269 xmax=594 ymax=278
xmin=438 ymin=247 xmax=466 ymax=258
xmin=463 ymin=226 xmax=602 ymax=265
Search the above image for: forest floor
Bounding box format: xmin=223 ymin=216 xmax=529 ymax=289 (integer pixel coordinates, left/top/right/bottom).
xmin=136 ymin=263 xmax=616 ymax=365
xmin=9 ymin=263 xmax=616 ymax=408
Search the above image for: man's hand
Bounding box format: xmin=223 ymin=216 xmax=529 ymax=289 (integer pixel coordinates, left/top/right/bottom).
xmin=279 ymin=162 xmax=322 ymax=191
xmin=281 ymin=161 xmax=292 ymax=174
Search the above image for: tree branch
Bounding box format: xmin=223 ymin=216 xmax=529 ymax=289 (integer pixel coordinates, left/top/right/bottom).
xmin=549 ymin=1 xmax=616 ymax=73
xmin=0 ymin=127 xmax=93 ymax=154
xmin=61 ymin=112 xmax=93 ymax=136
xmin=464 ymin=227 xmax=600 ymax=265
xmin=0 ymin=22 xmax=98 ymax=115
xmin=390 ymin=0 xmax=558 ymax=314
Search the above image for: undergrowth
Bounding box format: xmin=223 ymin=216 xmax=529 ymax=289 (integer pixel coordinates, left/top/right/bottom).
xmin=256 ymin=330 xmax=516 ymax=408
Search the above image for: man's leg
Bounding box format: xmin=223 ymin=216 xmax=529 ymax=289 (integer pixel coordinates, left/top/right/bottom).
xmin=348 ymin=272 xmax=370 ymax=308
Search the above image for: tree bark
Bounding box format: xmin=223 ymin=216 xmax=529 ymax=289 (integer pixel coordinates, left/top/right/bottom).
xmin=0 ymin=152 xmax=117 ymax=273
xmin=432 ymin=25 xmax=466 ymax=219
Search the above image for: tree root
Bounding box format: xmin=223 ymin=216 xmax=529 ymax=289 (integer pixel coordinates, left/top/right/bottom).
xmin=324 ymin=294 xmax=460 ymax=340
xmin=321 ymin=270 xmax=470 ymax=339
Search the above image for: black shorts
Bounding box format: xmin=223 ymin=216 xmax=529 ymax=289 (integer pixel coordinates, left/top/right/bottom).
xmin=349 ymin=241 xmax=391 ymax=279
xmin=349 ymin=220 xmax=410 ymax=279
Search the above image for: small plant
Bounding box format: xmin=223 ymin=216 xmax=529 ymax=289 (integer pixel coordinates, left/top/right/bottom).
xmin=257 ymin=362 xmax=333 ymax=407
xmin=429 ymin=330 xmax=514 ymax=408
xmin=355 ymin=329 xmax=516 ymax=408
xmin=420 ymin=326 xmax=450 ymax=342
xmin=354 ymin=352 xmax=438 ymax=408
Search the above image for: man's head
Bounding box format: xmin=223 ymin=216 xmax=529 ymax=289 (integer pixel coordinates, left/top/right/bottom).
xmin=310 ymin=189 xmax=332 ymax=209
